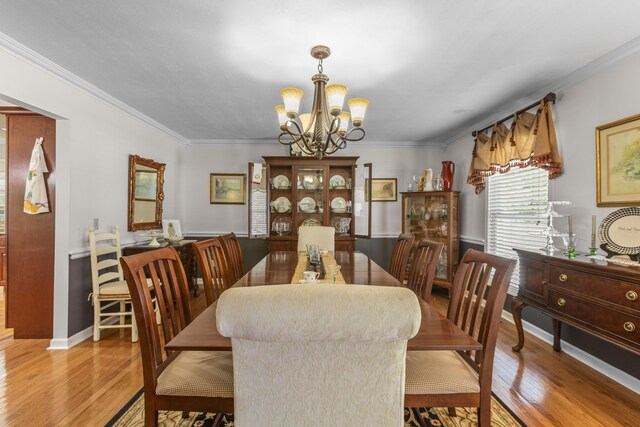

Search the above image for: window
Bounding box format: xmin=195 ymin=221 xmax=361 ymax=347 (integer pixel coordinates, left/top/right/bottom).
xmin=486 ymin=167 xmax=549 ymax=295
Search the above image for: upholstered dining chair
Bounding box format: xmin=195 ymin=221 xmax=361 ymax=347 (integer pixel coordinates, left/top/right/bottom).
xmin=389 ymin=233 xmax=415 ymax=282
xmin=193 ymin=237 xmax=236 ymax=307
xmin=404 ymin=249 xmax=516 ymax=427
xmin=218 ymin=232 xmax=245 ymax=283
xmin=406 ymin=239 xmax=443 ymax=302
xmin=296 ymin=225 xmax=335 ymax=252
xmin=88 ymin=226 xmax=137 ymax=342
xmin=217 ymin=284 xmax=421 ymax=427
xmin=120 ymin=247 xmax=234 ymax=427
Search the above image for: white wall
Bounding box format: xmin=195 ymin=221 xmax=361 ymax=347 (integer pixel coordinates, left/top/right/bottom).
xmin=182 ymin=142 xmax=444 ymax=237
xmin=445 ymin=51 xmax=640 ymax=251
xmin=0 ymin=47 xmax=186 ymax=339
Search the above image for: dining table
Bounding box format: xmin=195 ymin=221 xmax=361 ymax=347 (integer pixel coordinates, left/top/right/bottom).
xmin=166 ymin=251 xmax=482 ymax=352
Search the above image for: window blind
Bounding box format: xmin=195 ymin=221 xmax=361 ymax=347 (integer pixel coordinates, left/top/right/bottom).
xmin=486 ymin=167 xmax=549 ymax=295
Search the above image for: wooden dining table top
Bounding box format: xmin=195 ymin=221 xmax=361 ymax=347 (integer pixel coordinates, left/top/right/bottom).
xmin=166 ymin=251 xmax=482 ymax=352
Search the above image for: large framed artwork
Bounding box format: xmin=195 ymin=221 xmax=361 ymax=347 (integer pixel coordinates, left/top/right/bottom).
xmin=596 ymin=114 xmax=640 ymax=206
xmin=365 ymin=178 xmax=397 ymax=202
xmin=210 ymin=173 xmax=247 ymax=204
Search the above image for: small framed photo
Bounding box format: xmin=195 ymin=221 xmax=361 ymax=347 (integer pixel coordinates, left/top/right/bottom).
xmin=596 ymin=114 xmax=640 ymax=206
xmin=366 ymin=178 xmax=397 ymax=202
xmin=210 ymin=173 xmax=247 ymax=204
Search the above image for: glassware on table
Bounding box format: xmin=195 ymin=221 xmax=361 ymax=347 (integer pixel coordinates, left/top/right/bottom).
xmin=328 ymin=264 xmax=341 ymax=283
xmin=307 ymin=244 xmax=321 ymax=264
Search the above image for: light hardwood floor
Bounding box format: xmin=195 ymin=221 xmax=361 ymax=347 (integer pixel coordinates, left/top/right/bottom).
xmin=0 ymin=288 xmax=639 ymax=426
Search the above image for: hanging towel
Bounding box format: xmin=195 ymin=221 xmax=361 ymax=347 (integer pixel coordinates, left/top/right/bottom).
xmin=23 ymin=137 xmax=50 ymax=215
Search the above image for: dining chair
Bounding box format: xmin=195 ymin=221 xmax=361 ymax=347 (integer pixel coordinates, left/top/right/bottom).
xmin=193 ymin=237 xmax=236 ymax=307
xmin=404 ymin=249 xmax=516 ymax=427
xmin=217 ymin=284 xmax=421 ymax=427
xmin=120 ymin=247 xmax=234 ymax=427
xmin=406 ymin=239 xmax=443 ymax=302
xmin=296 ymin=225 xmax=335 ymax=252
xmin=389 ymin=233 xmax=415 ymax=282
xmin=218 ymin=232 xmax=245 ymax=283
xmin=88 ymin=226 xmax=137 ymax=342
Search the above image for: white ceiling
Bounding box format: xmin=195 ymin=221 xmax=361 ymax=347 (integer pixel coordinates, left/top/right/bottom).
xmin=1 ymin=0 xmax=640 ymax=144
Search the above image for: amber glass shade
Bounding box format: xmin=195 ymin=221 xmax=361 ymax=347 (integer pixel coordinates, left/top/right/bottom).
xmin=338 ymin=111 xmax=350 ymax=134
xmin=280 ymin=88 xmax=304 ymax=118
xmin=275 ymin=105 xmax=288 ymax=129
xmin=325 ymin=84 xmax=348 ymax=116
xmin=347 ymin=98 xmax=369 ymax=127
xmin=299 ymin=113 xmax=315 ymax=136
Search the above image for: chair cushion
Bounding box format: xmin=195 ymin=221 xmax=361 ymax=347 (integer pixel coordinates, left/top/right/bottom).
xmin=156 ymin=351 xmax=234 ymax=398
xmin=405 ymin=350 xmax=480 ymax=394
xmin=98 ymin=280 xmax=130 ymax=295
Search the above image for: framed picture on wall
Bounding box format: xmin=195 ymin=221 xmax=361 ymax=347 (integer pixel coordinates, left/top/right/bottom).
xmin=596 ymin=114 xmax=640 ymax=206
xmin=365 ymin=178 xmax=397 ymax=202
xmin=210 ymin=173 xmax=247 ymax=204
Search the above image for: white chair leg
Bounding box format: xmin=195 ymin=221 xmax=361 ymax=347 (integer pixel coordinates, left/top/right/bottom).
xmin=131 ymin=305 xmax=139 ymax=342
xmin=120 ymin=301 xmax=126 ymax=325
xmin=93 ymin=298 xmax=101 ymax=342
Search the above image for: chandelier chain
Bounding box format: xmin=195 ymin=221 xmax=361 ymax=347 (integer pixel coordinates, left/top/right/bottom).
xmin=317 ymin=59 xmax=323 ymax=74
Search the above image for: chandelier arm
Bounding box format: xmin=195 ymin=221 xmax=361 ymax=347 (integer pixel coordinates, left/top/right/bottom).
xmin=341 ymin=127 xmax=366 ymax=142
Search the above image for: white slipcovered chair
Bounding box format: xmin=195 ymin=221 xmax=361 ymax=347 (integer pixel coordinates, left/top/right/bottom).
xmin=296 ymin=225 xmax=335 ymax=252
xmin=217 ymin=284 xmax=421 ymax=427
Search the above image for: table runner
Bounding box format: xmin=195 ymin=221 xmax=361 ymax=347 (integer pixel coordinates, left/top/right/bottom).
xmin=291 ymin=253 xmax=346 ymax=284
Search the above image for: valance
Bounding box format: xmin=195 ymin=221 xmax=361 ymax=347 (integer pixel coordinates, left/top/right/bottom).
xmin=467 ymin=99 xmax=562 ymax=193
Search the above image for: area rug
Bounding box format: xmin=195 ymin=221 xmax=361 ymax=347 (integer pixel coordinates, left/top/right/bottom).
xmin=106 ymin=389 xmax=525 ymax=426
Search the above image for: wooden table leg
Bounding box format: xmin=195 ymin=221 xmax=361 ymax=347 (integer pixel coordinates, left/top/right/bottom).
xmin=511 ymin=297 xmax=526 ymax=352
xmin=552 ymin=318 xmax=562 ymax=351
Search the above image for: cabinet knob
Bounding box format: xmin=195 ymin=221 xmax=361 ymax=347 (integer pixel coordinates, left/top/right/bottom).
xmin=557 ymin=298 xmax=566 ymax=307
xmin=626 ymin=290 xmax=638 ymax=301
xmin=541 ymin=280 xmax=547 ymax=285
xmin=559 ymin=274 xmax=568 ymax=282
xmin=623 ymin=322 xmax=636 ymax=332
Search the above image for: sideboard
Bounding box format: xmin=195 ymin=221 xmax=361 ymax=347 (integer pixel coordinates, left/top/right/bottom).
xmin=512 ymin=249 xmax=640 ymax=355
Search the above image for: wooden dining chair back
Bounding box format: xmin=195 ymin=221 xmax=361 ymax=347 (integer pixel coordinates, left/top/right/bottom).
xmin=217 ymin=284 xmax=421 ymax=427
xmin=297 ymin=225 xmax=336 ymax=252
xmin=405 ymin=249 xmax=516 ymax=426
xmin=389 ymin=233 xmax=415 ymax=282
xmin=219 ymin=232 xmax=245 ymax=283
xmin=193 ymin=237 xmax=236 ymax=306
xmin=406 ymin=239 xmax=443 ymax=302
xmin=88 ymin=225 xmax=137 ymax=342
xmin=120 ymin=247 xmax=233 ymax=426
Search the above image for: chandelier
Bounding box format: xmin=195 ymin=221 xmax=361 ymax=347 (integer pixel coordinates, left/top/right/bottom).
xmin=275 ymin=45 xmax=369 ymax=159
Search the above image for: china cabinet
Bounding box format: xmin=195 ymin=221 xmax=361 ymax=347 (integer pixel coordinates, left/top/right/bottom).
xmin=249 ymin=156 xmax=372 ymax=252
xmin=401 ymin=191 xmax=460 ymax=291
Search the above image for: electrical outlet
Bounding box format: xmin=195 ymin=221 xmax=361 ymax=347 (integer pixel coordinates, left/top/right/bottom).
xmin=93 ymin=218 xmax=99 ymax=230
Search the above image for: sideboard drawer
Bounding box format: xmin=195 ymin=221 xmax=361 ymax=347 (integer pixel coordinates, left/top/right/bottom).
xmin=547 ymin=289 xmax=640 ymax=347
xmin=548 ymin=265 xmax=640 ymax=310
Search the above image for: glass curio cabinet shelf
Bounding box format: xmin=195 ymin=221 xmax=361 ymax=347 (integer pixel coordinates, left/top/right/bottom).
xmin=401 ymin=191 xmax=460 ymax=293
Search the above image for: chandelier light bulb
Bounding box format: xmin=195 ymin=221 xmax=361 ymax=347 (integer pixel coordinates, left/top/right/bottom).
xmin=325 ymin=84 xmax=348 ymax=116
xmin=274 ymin=105 xmax=288 ymax=130
xmin=338 ymin=111 xmax=350 ymax=134
xmin=347 ymin=98 xmax=369 ymax=127
xmin=280 ymin=88 xmax=304 ymax=118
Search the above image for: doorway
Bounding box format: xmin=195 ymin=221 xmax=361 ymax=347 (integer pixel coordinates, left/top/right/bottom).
xmin=0 ymin=107 xmax=56 ymax=339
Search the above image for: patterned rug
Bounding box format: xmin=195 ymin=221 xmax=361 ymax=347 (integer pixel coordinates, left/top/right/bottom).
xmin=107 ymin=389 xmax=525 ymax=426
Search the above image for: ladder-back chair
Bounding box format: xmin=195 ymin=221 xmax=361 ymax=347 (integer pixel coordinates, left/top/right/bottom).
xmin=193 ymin=237 xmax=236 ymax=307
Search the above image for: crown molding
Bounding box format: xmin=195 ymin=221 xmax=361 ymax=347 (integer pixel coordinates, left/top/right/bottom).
xmin=0 ymin=31 xmax=189 ymax=145
xmin=442 ymin=35 xmax=640 ymax=146
xmin=189 ymin=139 xmax=446 ymax=149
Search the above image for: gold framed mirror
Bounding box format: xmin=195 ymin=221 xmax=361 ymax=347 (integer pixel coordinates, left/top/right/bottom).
xmin=127 ymin=155 xmax=166 ymax=231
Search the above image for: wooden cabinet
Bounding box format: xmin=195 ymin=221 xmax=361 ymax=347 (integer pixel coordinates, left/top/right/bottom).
xmin=401 ymin=191 xmax=460 ymax=291
xmin=249 ymin=156 xmax=372 ymax=252
xmin=0 ymin=235 xmax=5 ymax=287
xmin=512 ymin=249 xmax=640 ymax=355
